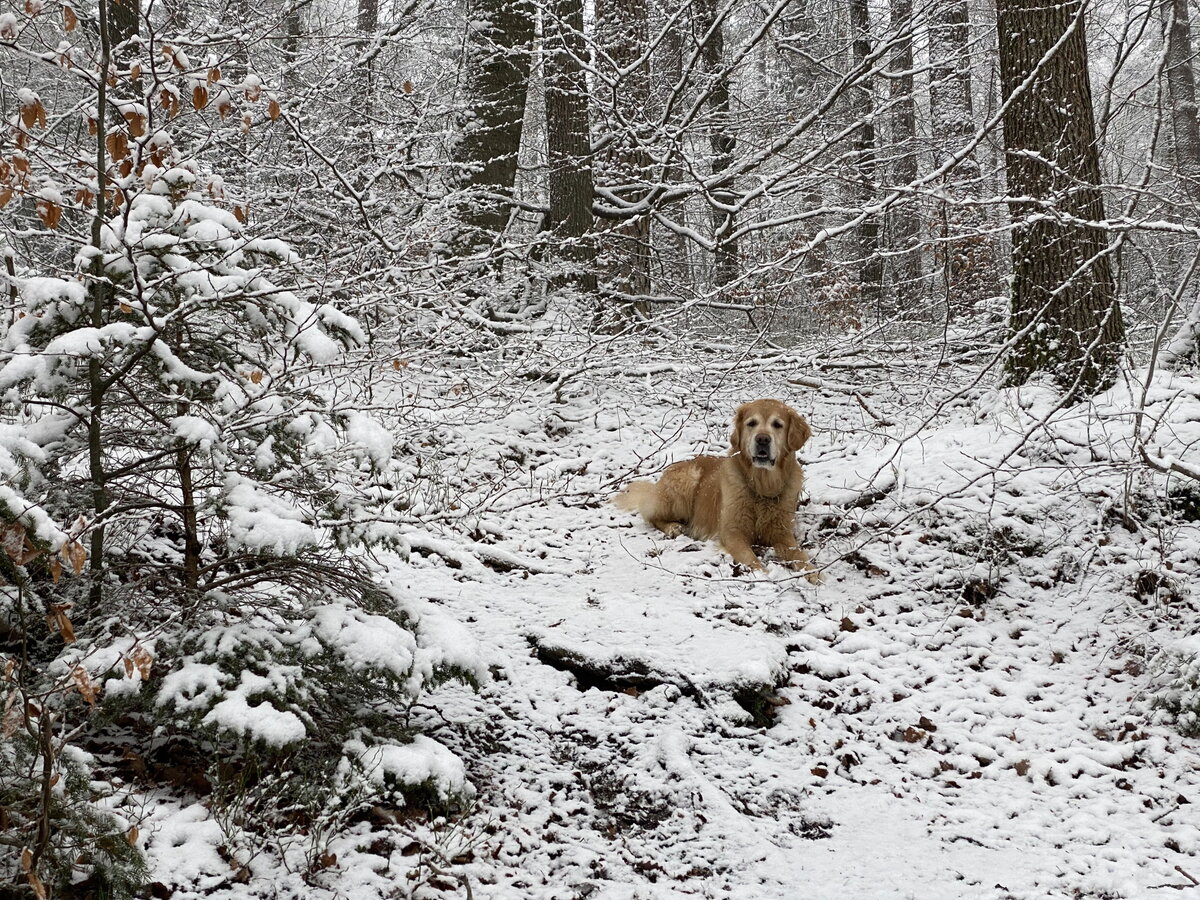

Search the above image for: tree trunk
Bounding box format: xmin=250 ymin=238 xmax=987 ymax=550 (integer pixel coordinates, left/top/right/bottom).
xmin=929 ymin=0 xmax=976 ymax=174
xmin=595 ymin=0 xmax=652 ymax=311
xmin=450 ymin=0 xmax=535 ymax=254
xmin=654 ymin=19 xmax=693 ymax=297
xmin=108 ymin=0 xmax=138 ymax=50
xmin=544 ymin=0 xmax=597 ymax=294
xmin=1163 ymin=0 xmax=1200 ymax=203
xmin=89 ymin=0 xmax=116 ymax=606
xmin=282 ymin=5 xmax=303 ymax=92
xmin=888 ymin=0 xmax=921 ymax=308
xmin=698 ymin=0 xmax=739 ymax=292
xmin=848 ymin=0 xmax=882 ymax=310
xmin=358 ymin=0 xmax=379 ymax=123
xmin=176 ymin=402 xmax=201 ymax=592
xmin=996 ymin=0 xmax=1125 ymax=397
xmin=776 ymin=0 xmax=833 ymax=313
xmin=1159 ymin=0 xmax=1200 ymax=369
xmin=929 ymin=0 xmax=999 ymax=313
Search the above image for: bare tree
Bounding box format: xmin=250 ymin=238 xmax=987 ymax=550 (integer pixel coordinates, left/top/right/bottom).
xmin=927 ymin=0 xmax=1000 ymax=312
xmin=594 ymin=0 xmax=653 ymax=310
xmin=996 ymin=0 xmax=1125 ymax=397
xmin=697 ymin=0 xmax=739 ymax=292
xmin=450 ymin=0 xmax=536 ymax=256
xmin=1157 ymin=0 xmax=1200 ymax=369
xmin=888 ymin=0 xmax=921 ymax=307
xmin=544 ymin=0 xmax=598 ymax=293
xmin=1162 ymin=0 xmax=1200 ymax=204
xmin=848 ymin=0 xmax=883 ymax=309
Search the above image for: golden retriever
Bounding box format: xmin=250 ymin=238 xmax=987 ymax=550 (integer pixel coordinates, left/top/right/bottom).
xmin=615 ymin=399 xmax=817 ymax=578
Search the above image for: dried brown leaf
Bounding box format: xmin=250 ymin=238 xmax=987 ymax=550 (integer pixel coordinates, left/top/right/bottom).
xmin=131 ymin=646 xmax=153 ymax=679
xmin=71 ymin=666 xmax=97 ymax=705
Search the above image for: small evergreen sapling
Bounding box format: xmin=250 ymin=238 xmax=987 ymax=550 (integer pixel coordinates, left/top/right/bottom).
xmin=1 ymin=49 xmax=483 ymax=896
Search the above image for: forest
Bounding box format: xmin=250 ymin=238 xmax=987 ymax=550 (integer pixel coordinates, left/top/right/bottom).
xmin=2 ymin=0 xmax=1200 ymax=896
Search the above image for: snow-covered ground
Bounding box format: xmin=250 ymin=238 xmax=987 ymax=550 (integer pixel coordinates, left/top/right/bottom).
xmin=139 ymin=333 xmax=1200 ymax=899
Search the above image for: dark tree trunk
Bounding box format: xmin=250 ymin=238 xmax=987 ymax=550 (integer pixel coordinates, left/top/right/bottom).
xmin=698 ymin=0 xmax=739 ymax=291
xmin=595 ymin=0 xmax=652 ymax=310
xmin=888 ymin=0 xmax=921 ymax=307
xmin=654 ymin=18 xmax=693 ymax=296
xmin=282 ymin=5 xmax=303 ymax=92
xmin=451 ymin=0 xmax=535 ymax=254
xmin=996 ymin=0 xmax=1125 ymax=397
xmin=358 ymin=0 xmax=379 ymax=121
xmin=109 ymin=0 xmax=138 ymax=49
xmin=848 ymin=0 xmax=882 ymax=309
xmin=544 ymin=0 xmax=597 ymax=293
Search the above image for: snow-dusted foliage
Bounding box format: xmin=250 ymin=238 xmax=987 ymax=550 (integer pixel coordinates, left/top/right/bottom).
xmin=0 ymin=29 xmax=481 ymax=896
xmin=1 ymin=157 xmax=483 ymax=737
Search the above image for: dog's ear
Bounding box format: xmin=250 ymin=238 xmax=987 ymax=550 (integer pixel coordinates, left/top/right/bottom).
xmin=729 ymin=406 xmax=745 ymax=452
xmin=787 ymin=410 xmax=812 ymax=452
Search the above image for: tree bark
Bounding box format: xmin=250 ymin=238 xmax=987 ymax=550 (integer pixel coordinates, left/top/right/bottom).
xmin=888 ymin=0 xmax=921 ymax=308
xmin=848 ymin=0 xmax=883 ymax=310
xmin=358 ymin=0 xmax=379 ymax=122
xmin=928 ymin=0 xmax=999 ymax=312
xmin=1163 ymin=0 xmax=1200 ymax=204
xmin=996 ymin=0 xmax=1125 ymax=397
xmin=1158 ymin=0 xmax=1200 ymax=369
xmin=109 ymin=0 xmax=138 ymax=50
xmin=89 ymin=0 xmax=116 ymax=606
xmin=654 ymin=18 xmax=693 ymax=296
xmin=929 ymin=0 xmax=976 ymax=174
xmin=450 ymin=0 xmax=535 ymax=254
xmin=544 ymin=0 xmax=597 ymax=293
xmin=595 ymin=0 xmax=652 ymax=310
xmin=697 ymin=0 xmax=738 ymax=292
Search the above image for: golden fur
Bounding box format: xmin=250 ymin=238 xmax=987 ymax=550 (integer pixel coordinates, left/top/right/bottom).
xmin=615 ymin=399 xmax=818 ymax=578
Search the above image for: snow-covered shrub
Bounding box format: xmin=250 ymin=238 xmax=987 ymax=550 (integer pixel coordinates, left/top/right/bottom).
xmin=0 ymin=730 xmax=147 ymax=899
xmin=0 ymin=108 xmax=481 ymax=897
xmin=1150 ymin=637 xmax=1200 ymax=737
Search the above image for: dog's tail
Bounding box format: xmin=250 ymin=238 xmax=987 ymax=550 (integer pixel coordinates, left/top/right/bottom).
xmin=613 ymin=480 xmax=659 ymax=519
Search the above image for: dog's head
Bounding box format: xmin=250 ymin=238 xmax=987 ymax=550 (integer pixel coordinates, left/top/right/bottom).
xmin=730 ymin=399 xmax=811 ymax=468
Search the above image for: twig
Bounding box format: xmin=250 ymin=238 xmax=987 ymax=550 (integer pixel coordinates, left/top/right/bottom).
xmin=854 ymin=392 xmax=895 ymax=426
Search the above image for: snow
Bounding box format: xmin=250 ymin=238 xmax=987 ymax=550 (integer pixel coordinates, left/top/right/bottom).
xmin=16 ymin=276 xmax=85 ymax=309
xmin=143 ymin=804 xmax=228 ymax=889
xmin=344 ymin=411 xmax=395 ymax=470
xmin=119 ymin=334 xmax=1200 ymax=899
xmin=222 ymin=474 xmax=318 ymax=555
xmin=155 ymin=662 xmax=227 ymax=713
xmin=309 ymin=602 xmax=417 ymax=680
xmin=201 ymin=691 xmax=307 ymax=747
xmin=170 ymin=414 xmax=219 ymax=449
xmin=351 ymin=735 xmax=471 ymax=800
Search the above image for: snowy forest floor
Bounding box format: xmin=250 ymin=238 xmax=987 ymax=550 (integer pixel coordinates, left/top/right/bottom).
xmin=140 ymin=323 xmax=1200 ymax=899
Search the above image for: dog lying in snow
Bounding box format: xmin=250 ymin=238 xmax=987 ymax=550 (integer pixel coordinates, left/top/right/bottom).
xmin=614 ymin=399 xmax=818 ymax=579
